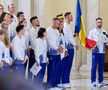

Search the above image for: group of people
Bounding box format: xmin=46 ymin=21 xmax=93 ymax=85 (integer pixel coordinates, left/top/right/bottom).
xmin=0 ymin=4 xmax=77 ymax=90
xmin=0 ymin=3 xmax=108 ymax=90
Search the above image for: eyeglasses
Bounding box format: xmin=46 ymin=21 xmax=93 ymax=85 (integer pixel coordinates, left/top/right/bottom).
xmin=97 ymin=22 xmax=102 ymax=23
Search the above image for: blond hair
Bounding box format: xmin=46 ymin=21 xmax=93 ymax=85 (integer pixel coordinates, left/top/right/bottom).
xmin=3 ymin=31 xmax=10 ymax=48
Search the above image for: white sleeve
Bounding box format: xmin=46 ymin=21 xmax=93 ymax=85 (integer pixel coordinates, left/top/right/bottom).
xmin=29 ymin=31 xmax=33 ymax=48
xmin=63 ymin=26 xmax=76 ymax=46
xmin=46 ymin=30 xmax=59 ymax=50
xmin=102 ymin=29 xmax=108 ymax=42
xmin=11 ymin=40 xmax=22 ymax=59
xmin=88 ymin=30 xmax=98 ymax=42
xmin=88 ymin=30 xmax=93 ymax=40
xmin=0 ymin=47 xmax=3 ymax=61
xmin=34 ymin=39 xmax=41 ymax=64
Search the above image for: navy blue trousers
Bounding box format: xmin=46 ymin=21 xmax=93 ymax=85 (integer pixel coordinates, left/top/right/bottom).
xmin=0 ymin=63 xmax=10 ymax=75
xmin=47 ymin=55 xmax=61 ymax=88
xmin=91 ymin=53 xmax=105 ymax=83
xmin=28 ymin=49 xmax=36 ymax=80
xmin=13 ymin=60 xmax=25 ymax=77
xmin=34 ymin=63 xmax=46 ymax=89
xmin=61 ymin=49 xmax=74 ymax=84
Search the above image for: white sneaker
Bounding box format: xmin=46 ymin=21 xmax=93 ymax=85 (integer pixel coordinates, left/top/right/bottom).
xmin=62 ymin=83 xmax=71 ymax=88
xmin=98 ymin=82 xmax=108 ymax=88
xmin=48 ymin=87 xmax=62 ymax=90
xmin=91 ymin=82 xmax=96 ymax=88
xmin=57 ymin=84 xmax=64 ymax=88
xmin=54 ymin=87 xmax=62 ymax=90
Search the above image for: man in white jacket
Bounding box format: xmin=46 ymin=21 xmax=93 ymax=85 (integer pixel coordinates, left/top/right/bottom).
xmin=62 ymin=12 xmax=77 ymax=88
xmin=8 ymin=4 xmax=18 ymax=41
xmin=88 ymin=18 xmax=108 ymax=88
xmin=46 ymin=17 xmax=63 ymax=90
xmin=11 ymin=25 xmax=28 ymax=77
xmin=29 ymin=16 xmax=40 ymax=79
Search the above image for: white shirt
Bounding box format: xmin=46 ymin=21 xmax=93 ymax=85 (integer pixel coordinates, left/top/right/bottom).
xmin=88 ymin=28 xmax=108 ymax=53
xmin=60 ymin=33 xmax=68 ymax=59
xmin=60 ymin=33 xmax=67 ymax=51
xmin=22 ymin=27 xmax=30 ymax=49
xmin=0 ymin=41 xmax=12 ymax=64
xmin=46 ymin=26 xmax=61 ymax=51
xmin=63 ymin=22 xmax=76 ymax=47
xmin=29 ymin=27 xmax=39 ymax=50
xmin=11 ymin=35 xmax=27 ymax=60
xmin=34 ymin=38 xmax=47 ymax=64
xmin=4 ymin=47 xmax=13 ymax=64
xmin=8 ymin=15 xmax=18 ymax=41
xmin=0 ymin=41 xmax=5 ymax=61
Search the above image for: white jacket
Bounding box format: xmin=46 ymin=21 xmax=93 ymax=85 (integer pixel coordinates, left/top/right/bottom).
xmin=46 ymin=26 xmax=61 ymax=55
xmin=34 ymin=38 xmax=47 ymax=64
xmin=11 ymin=35 xmax=27 ymax=60
xmin=29 ymin=27 xmax=39 ymax=50
xmin=63 ymin=22 xmax=76 ymax=48
xmin=88 ymin=28 xmax=108 ymax=53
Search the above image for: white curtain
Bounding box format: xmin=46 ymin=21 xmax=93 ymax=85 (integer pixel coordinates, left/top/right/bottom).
xmin=36 ymin=0 xmax=45 ymax=27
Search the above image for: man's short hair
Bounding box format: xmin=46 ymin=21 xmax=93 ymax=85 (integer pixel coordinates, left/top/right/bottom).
xmin=53 ymin=17 xmax=60 ymax=21
xmin=17 ymin=11 xmax=24 ymax=17
xmin=8 ymin=4 xmax=14 ymax=9
xmin=16 ymin=25 xmax=24 ymax=33
xmin=30 ymin=16 xmax=38 ymax=23
xmin=96 ymin=17 xmax=102 ymax=21
xmin=64 ymin=12 xmax=71 ymax=18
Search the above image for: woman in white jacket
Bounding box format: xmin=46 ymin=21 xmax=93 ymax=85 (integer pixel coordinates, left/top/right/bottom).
xmin=0 ymin=30 xmax=12 ymax=74
xmin=34 ymin=28 xmax=48 ymax=89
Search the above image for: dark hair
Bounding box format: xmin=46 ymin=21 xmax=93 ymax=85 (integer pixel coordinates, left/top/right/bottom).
xmin=38 ymin=28 xmax=46 ymax=38
xmin=96 ymin=17 xmax=102 ymax=21
xmin=17 ymin=11 xmax=24 ymax=17
xmin=64 ymin=12 xmax=71 ymax=18
xmin=30 ymin=16 xmax=38 ymax=23
xmin=16 ymin=25 xmax=24 ymax=33
xmin=53 ymin=17 xmax=60 ymax=21
xmin=0 ymin=12 xmax=7 ymax=23
xmin=19 ymin=18 xmax=26 ymax=25
xmin=8 ymin=4 xmax=14 ymax=9
xmin=0 ymin=30 xmax=4 ymax=35
xmin=0 ymin=12 xmax=13 ymax=23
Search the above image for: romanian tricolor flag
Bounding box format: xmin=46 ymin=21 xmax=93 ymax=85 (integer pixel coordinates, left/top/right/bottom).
xmin=75 ymin=0 xmax=96 ymax=49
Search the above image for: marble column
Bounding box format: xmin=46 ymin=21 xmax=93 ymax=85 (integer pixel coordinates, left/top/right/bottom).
xmin=34 ymin=0 xmax=45 ymax=27
xmin=86 ymin=0 xmax=99 ymax=70
xmin=79 ymin=0 xmax=99 ymax=71
xmin=18 ymin=0 xmax=31 ymax=28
